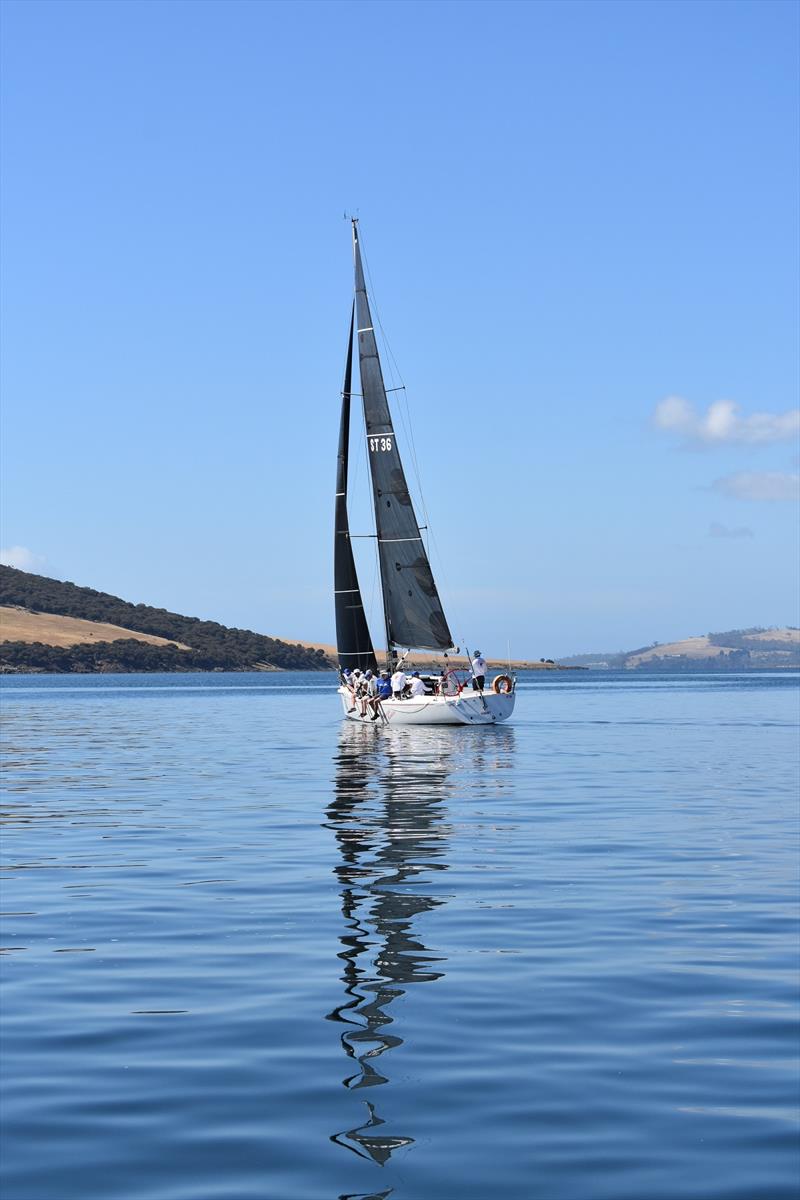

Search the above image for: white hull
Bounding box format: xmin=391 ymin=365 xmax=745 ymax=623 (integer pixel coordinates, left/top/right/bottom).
xmin=338 ymin=686 xmax=514 ymax=726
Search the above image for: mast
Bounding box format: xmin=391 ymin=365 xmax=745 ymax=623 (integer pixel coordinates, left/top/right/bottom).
xmin=334 ymin=301 xmax=378 ymax=674
xmin=352 ymin=220 xmax=453 ymax=665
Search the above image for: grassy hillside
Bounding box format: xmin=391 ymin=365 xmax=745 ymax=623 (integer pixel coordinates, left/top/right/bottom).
xmin=0 ymin=606 xmax=192 ymax=650
xmin=0 ymin=567 xmax=332 ymax=673
xmin=561 ymin=627 xmax=800 ymax=671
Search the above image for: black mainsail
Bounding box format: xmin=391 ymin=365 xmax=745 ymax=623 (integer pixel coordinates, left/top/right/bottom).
xmin=334 ymin=302 xmax=378 ymax=674
xmin=352 ymin=221 xmax=453 ymax=655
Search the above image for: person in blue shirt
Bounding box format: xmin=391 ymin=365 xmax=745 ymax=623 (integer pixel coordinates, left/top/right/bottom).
xmin=367 ymin=670 xmax=391 ymax=720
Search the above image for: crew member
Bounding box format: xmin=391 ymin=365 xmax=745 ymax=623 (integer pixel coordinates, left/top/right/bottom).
xmin=391 ymin=666 xmax=407 ymax=699
xmin=355 ymin=669 xmax=369 ymax=716
xmin=377 ymin=671 xmax=392 ymax=700
xmin=471 ymin=650 xmax=487 ymax=691
xmin=342 ymin=668 xmax=356 ymax=712
xmin=409 ymin=671 xmax=426 ymax=697
xmin=365 ymin=670 xmax=381 ymax=720
xmin=439 ymin=668 xmax=458 ymax=696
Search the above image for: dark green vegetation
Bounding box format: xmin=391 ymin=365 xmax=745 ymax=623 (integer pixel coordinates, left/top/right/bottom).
xmin=706 ymin=630 xmax=796 ymax=652
xmin=0 ymin=567 xmax=332 ymax=673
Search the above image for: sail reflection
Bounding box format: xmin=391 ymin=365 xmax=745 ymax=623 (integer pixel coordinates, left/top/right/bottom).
xmin=326 ymin=723 xmax=457 ymax=1166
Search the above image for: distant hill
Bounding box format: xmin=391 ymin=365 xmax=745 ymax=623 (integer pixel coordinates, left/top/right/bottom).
xmin=0 ymin=567 xmax=332 ymax=673
xmin=561 ymin=627 xmax=800 ymax=671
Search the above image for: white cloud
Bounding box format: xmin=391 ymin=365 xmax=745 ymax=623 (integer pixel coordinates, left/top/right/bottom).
xmin=0 ymin=546 xmax=45 ymax=571
xmin=708 ymin=522 xmax=754 ymax=539
xmin=654 ymin=396 xmax=800 ymax=446
xmin=710 ymin=472 xmax=799 ymax=502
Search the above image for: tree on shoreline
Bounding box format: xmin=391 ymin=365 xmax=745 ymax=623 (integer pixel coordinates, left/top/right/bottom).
xmin=0 ymin=567 xmax=332 ymax=672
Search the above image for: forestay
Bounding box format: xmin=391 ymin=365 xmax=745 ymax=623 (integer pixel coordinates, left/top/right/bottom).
xmin=353 ymin=224 xmax=453 ymax=652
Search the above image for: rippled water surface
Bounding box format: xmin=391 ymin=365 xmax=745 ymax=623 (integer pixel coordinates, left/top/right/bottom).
xmin=1 ymin=671 xmax=798 ymax=1200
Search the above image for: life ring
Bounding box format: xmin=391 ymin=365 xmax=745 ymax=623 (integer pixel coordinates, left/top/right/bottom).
xmin=492 ymin=674 xmax=513 ymax=694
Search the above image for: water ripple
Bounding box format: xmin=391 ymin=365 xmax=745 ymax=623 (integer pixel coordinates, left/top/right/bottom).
xmin=0 ymin=670 xmax=797 ymax=1200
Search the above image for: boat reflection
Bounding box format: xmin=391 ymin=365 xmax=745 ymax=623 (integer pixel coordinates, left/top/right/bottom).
xmin=327 ymin=722 xmax=517 ymax=1180
xmin=325 ymin=723 xmax=457 ymax=1167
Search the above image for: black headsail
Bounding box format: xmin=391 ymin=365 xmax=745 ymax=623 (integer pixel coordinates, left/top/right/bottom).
xmin=334 ymin=302 xmax=378 ymax=674
xmin=352 ymin=221 xmax=453 ymax=657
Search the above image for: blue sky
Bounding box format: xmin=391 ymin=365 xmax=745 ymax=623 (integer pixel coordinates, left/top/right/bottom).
xmin=1 ymin=0 xmax=798 ymax=658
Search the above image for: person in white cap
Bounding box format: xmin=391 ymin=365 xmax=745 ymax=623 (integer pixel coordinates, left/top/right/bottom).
xmin=471 ymin=651 xmax=487 ymax=691
xmin=351 ymin=669 xmax=366 ymax=716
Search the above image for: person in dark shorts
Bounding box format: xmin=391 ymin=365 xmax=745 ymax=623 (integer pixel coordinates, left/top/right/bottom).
xmin=471 ymin=650 xmax=487 ymax=691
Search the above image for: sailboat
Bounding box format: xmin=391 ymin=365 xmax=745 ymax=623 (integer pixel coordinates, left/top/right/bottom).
xmin=334 ymin=221 xmax=515 ymax=726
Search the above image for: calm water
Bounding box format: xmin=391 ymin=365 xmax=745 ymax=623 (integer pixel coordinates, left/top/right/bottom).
xmin=1 ymin=671 xmax=798 ymax=1200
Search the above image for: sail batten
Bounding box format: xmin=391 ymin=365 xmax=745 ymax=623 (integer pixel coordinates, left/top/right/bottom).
xmin=334 ymin=302 xmax=378 ymax=674
xmin=352 ymin=222 xmax=453 ymax=654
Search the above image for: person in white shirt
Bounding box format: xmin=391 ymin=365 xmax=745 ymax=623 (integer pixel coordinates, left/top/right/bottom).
xmin=471 ymin=651 xmax=487 ymax=691
xmin=390 ymin=668 xmax=407 ymax=699
xmin=342 ymin=668 xmax=357 ymax=712
xmin=438 ymin=668 xmax=454 ymax=696
xmin=366 ymin=672 xmax=381 ymax=720
xmin=408 ymin=671 xmax=426 ymax=697
xmin=356 ymin=669 xmax=372 ymax=716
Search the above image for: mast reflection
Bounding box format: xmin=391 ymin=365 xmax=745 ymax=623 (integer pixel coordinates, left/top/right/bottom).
xmin=326 ymin=723 xmax=455 ymax=1167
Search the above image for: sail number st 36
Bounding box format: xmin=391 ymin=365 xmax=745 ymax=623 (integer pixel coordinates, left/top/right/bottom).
xmin=369 ymin=436 xmax=393 ymax=452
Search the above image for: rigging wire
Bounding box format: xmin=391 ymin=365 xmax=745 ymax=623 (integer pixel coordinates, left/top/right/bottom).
xmin=362 ymin=245 xmax=429 ymax=463
xmin=359 ymin=232 xmax=462 ymax=646
xmin=361 ymin=240 xmax=431 ymax=531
